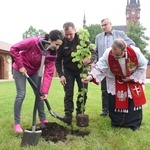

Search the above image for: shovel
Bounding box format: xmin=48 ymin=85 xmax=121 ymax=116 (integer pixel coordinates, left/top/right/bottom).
xmin=24 ymin=72 xmax=64 ymax=121
xmin=20 ymin=40 xmax=51 ymax=147
xmin=20 ymin=86 xmax=42 ymax=146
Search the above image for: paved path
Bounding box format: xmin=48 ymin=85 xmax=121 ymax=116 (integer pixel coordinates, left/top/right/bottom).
xmin=1 ymin=79 xmax=150 ymax=83
xmin=146 ymin=79 xmax=150 ymax=83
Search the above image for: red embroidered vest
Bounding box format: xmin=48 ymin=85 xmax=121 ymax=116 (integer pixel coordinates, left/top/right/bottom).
xmin=108 ymin=46 xmax=146 ymax=111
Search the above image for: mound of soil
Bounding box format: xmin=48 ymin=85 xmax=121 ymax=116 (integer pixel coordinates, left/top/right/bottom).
xmin=36 ymin=122 xmax=90 ymax=143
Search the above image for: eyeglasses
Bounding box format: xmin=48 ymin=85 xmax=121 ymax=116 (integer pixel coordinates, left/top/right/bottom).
xmin=101 ymin=24 xmax=108 ymax=27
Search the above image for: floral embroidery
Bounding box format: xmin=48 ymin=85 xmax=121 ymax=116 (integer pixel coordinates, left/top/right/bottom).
xmin=127 ymin=58 xmax=137 ymax=71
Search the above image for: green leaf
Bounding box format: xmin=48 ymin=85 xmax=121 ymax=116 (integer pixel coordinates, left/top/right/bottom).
xmin=71 ymin=28 xmax=96 ymax=113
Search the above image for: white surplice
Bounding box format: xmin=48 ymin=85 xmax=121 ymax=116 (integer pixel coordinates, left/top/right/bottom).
xmin=91 ymin=45 xmax=148 ymax=99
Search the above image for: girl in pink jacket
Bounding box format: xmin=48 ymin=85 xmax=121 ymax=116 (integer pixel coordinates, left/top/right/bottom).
xmin=10 ymin=30 xmax=63 ymax=133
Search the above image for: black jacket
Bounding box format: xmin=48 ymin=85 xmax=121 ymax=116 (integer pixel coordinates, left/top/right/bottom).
xmin=55 ymin=33 xmax=97 ymax=77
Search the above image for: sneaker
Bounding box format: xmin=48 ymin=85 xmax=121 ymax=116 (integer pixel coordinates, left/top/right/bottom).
xmin=40 ymin=119 xmax=48 ymax=124
xmin=13 ymin=124 xmax=23 ymax=133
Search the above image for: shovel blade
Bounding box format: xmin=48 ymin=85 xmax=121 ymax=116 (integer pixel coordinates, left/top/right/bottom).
xmin=21 ymin=130 xmax=42 ymax=147
xmin=50 ymin=110 xmax=62 ymax=118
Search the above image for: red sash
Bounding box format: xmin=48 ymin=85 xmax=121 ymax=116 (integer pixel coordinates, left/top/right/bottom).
xmin=108 ymin=46 xmax=146 ymax=111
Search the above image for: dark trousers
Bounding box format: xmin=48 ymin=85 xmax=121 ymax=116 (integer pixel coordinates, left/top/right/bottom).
xmin=63 ymin=69 xmax=88 ymax=117
xmin=101 ymin=77 xmax=109 ymax=114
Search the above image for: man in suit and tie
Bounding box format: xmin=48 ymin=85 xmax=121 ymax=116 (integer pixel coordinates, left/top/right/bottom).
xmin=95 ymin=18 xmax=135 ymax=117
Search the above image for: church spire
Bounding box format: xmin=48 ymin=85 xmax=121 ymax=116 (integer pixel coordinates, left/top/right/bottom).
xmin=130 ymin=0 xmax=137 ymax=5
xmin=83 ymin=10 xmax=86 ymax=28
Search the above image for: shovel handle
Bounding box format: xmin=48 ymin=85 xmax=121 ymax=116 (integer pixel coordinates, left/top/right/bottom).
xmin=24 ymin=72 xmax=64 ymax=120
xmin=24 ymin=72 xmax=52 ymax=110
xmin=24 ymin=72 xmax=43 ymax=96
xmin=39 ymin=40 xmax=51 ymax=52
xmin=44 ymin=99 xmax=52 ymax=111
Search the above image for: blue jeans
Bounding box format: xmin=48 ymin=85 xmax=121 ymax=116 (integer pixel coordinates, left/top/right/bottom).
xmin=13 ymin=69 xmax=46 ymax=124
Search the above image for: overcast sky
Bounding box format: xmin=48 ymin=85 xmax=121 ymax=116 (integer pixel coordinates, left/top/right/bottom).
xmin=0 ymin=0 xmax=149 ymax=45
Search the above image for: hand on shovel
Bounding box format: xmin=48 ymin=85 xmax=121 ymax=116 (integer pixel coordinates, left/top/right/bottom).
xmin=40 ymin=94 xmax=48 ymax=100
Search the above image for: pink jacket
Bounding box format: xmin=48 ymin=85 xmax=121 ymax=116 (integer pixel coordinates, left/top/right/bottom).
xmin=10 ymin=37 xmax=57 ymax=94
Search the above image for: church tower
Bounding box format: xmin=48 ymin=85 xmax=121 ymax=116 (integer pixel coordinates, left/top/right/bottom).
xmin=126 ymin=0 xmax=140 ymax=26
xmin=83 ymin=10 xmax=86 ymax=28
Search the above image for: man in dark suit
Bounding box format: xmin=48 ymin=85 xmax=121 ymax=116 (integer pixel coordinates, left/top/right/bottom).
xmin=95 ymin=18 xmax=135 ymax=117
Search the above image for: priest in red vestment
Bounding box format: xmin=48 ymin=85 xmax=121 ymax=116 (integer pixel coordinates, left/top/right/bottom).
xmin=82 ymin=39 xmax=148 ymax=131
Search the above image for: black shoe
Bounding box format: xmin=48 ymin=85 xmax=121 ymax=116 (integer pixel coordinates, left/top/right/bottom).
xmin=100 ymin=112 xmax=108 ymax=117
xmin=62 ymin=116 xmax=72 ymax=125
xmin=131 ymin=126 xmax=140 ymax=131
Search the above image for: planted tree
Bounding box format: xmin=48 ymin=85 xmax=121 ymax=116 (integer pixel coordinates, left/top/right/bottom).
xmin=71 ymin=28 xmax=96 ymax=127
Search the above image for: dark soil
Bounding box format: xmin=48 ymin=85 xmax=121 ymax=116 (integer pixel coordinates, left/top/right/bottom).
xmin=35 ymin=122 xmax=90 ymax=143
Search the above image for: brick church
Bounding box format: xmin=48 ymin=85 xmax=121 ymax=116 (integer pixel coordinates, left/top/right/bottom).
xmin=0 ymin=0 xmax=149 ymax=79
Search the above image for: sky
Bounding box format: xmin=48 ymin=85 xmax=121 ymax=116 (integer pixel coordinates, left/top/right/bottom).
xmin=0 ymin=0 xmax=149 ymax=45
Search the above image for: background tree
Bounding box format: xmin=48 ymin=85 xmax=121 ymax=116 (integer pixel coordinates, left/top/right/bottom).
xmin=126 ymin=22 xmax=150 ymax=63
xmin=84 ymin=24 xmax=102 ymax=44
xmin=22 ymin=26 xmax=46 ymax=39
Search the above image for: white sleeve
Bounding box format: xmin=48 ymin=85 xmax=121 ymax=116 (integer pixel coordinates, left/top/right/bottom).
xmin=130 ymin=46 xmax=148 ymax=83
xmin=90 ymin=48 xmax=110 ymax=83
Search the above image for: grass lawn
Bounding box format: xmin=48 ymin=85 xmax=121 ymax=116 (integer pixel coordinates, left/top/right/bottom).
xmin=0 ymin=78 xmax=150 ymax=150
